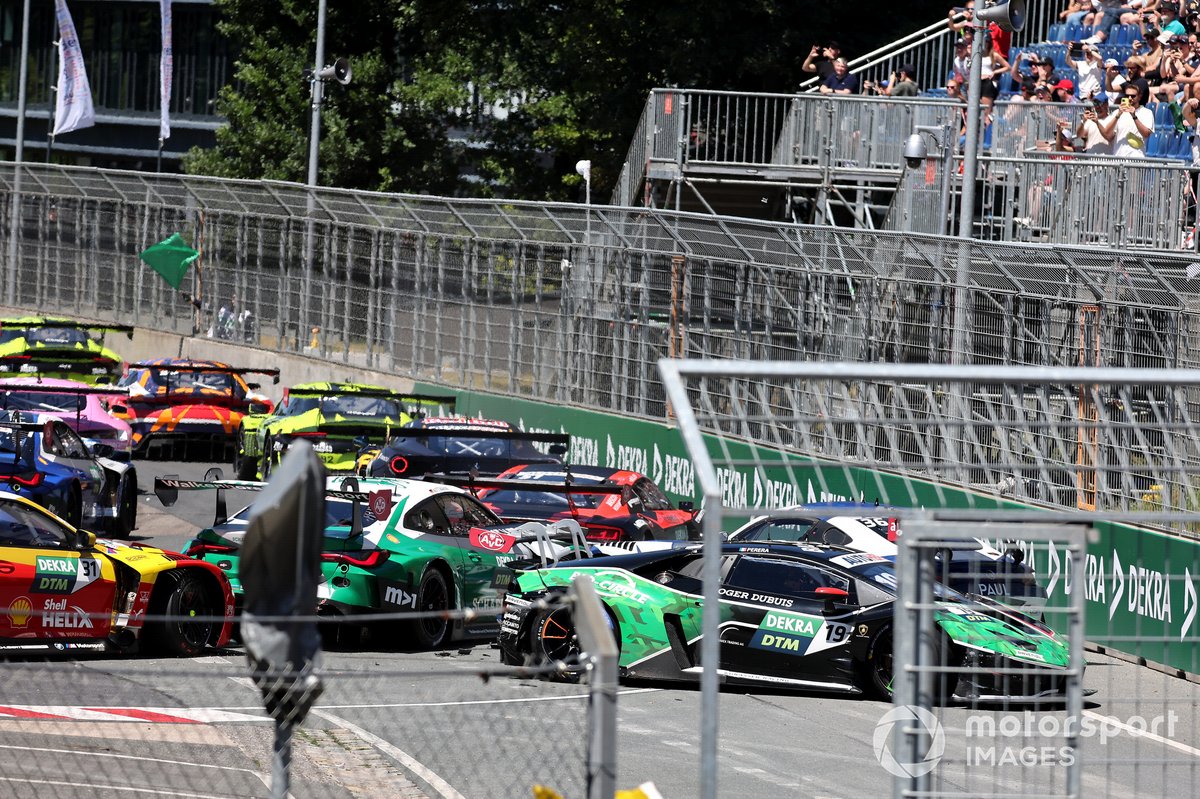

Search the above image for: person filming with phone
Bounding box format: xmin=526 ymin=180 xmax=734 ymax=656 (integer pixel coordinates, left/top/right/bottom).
xmin=1100 ymin=84 xmax=1156 ymax=155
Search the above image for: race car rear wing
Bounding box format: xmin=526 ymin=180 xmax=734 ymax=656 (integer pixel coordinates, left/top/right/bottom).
xmin=389 ymin=429 xmax=569 ymax=447
xmin=0 ymin=320 xmax=134 ymax=338
xmin=154 ymin=472 xmax=369 ymax=535
xmin=428 ymin=474 xmax=626 ymax=495
xmin=127 ymin=363 xmax=281 ymax=384
xmin=285 ymin=386 xmax=457 ymax=407
xmin=0 ymin=383 xmax=131 ymax=430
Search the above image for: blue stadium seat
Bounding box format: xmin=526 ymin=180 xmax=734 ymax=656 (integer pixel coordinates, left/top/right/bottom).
xmin=1151 ymin=102 xmax=1174 ymax=128
xmin=1065 ymin=23 xmax=1082 ymax=42
xmin=996 ymin=72 xmax=1015 ymax=94
xmin=1115 ymin=24 xmax=1136 ymax=47
xmin=1146 ymin=131 xmax=1168 ymax=157
xmin=1048 ymin=23 xmax=1065 ymax=42
xmin=1173 ymin=132 xmax=1193 ymax=161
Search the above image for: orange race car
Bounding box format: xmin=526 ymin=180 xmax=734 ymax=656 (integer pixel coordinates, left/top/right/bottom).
xmin=0 ymin=490 xmax=233 ymax=655
xmin=113 ymin=359 xmax=278 ymax=460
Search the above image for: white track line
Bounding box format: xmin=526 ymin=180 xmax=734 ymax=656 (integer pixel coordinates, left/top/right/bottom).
xmin=0 ymin=778 xmax=238 ymax=798
xmin=313 ymin=709 xmax=466 ymax=799
xmin=298 ymin=686 xmax=659 ymax=712
xmin=0 ymin=741 xmax=273 ymax=789
xmin=1081 ymin=710 xmax=1200 ymax=758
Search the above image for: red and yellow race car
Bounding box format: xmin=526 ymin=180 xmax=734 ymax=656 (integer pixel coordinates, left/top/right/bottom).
xmin=113 ymin=359 xmax=278 ymax=460
xmin=0 ymin=490 xmax=233 ymax=655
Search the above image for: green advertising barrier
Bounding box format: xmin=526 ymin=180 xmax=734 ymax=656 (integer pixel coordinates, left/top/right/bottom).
xmin=425 ymin=384 xmax=1200 ymax=678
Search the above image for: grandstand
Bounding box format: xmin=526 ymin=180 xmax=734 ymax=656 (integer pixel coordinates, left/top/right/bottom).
xmin=615 ymin=2 xmax=1200 ymax=239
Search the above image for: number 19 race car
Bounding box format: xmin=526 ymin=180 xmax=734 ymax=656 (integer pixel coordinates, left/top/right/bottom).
xmin=499 ymin=543 xmax=1070 ymax=701
xmin=0 ymin=490 xmax=233 ymax=656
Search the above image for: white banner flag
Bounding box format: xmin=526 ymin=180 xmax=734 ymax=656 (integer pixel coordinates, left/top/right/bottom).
xmin=160 ymin=0 xmax=172 ymax=140
xmin=52 ymin=0 xmax=95 ymax=136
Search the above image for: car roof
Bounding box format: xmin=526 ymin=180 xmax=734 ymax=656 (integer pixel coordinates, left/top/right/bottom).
xmin=288 ymin=381 xmax=391 ymax=392
xmin=407 ymin=416 xmax=517 ymax=431
xmin=322 ymin=474 xmax=469 ymax=502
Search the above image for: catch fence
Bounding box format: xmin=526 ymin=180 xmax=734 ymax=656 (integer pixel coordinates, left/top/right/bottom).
xmin=659 ymin=360 xmax=1200 ymax=799
xmin=5 ymin=163 xmax=1200 ymax=521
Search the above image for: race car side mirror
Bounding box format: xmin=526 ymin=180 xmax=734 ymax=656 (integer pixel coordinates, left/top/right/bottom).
xmin=90 ymin=443 xmax=115 ymax=458
xmin=249 ymin=402 xmax=271 ymax=414
xmin=246 ymin=382 xmax=261 ymax=391
xmin=815 ymin=586 xmax=849 ymax=613
xmin=679 ymin=500 xmax=695 ymax=512
xmin=110 ymin=403 xmax=127 ymax=415
xmin=75 ymin=529 xmax=96 ymax=550
xmin=549 ymin=443 xmax=567 ymax=455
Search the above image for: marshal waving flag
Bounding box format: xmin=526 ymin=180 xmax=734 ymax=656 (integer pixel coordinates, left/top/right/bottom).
xmin=140 ymin=233 xmax=199 ymax=290
xmin=52 ymin=0 xmax=95 ymax=136
xmin=160 ymin=0 xmax=172 ymax=140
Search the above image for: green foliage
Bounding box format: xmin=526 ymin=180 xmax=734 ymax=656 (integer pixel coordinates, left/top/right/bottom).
xmin=185 ymin=0 xmax=948 ymax=199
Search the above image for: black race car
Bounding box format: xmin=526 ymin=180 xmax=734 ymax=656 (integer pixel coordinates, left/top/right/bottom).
xmin=363 ymin=417 xmax=567 ymax=479
xmin=499 ymin=543 xmax=1070 ymax=701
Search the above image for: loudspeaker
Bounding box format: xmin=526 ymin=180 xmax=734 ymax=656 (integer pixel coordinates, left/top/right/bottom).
xmin=976 ymin=0 xmax=1026 ymax=33
xmin=318 ymin=57 xmax=352 ymax=86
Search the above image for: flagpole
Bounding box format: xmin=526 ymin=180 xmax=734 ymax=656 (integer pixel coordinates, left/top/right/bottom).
xmin=46 ymin=37 xmax=59 ymax=163
xmin=156 ymin=138 xmax=164 ymax=173
xmin=5 ymin=0 xmax=32 ymax=306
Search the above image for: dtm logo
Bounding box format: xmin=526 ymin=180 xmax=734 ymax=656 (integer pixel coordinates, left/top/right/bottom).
xmin=874 ymin=705 xmax=945 ymax=778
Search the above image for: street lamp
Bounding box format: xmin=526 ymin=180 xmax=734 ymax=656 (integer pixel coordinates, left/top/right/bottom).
xmin=305 ymin=0 xmax=351 ymax=189
xmin=903 ymin=125 xmax=954 ymax=238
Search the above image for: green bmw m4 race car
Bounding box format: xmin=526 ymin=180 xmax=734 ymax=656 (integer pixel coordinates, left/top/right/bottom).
xmin=499 ymin=543 xmax=1071 ymax=701
xmin=233 ymin=382 xmax=456 ymax=479
xmin=158 ymin=474 xmax=590 ymax=648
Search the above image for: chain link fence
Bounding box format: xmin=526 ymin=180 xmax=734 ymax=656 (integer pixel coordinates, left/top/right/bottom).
xmin=659 ymin=360 xmax=1200 ymax=798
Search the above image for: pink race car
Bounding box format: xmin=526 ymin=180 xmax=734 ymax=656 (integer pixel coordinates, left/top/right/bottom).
xmin=0 ymin=377 xmax=133 ymax=459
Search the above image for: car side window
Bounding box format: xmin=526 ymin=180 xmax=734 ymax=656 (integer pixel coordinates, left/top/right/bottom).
xmin=746 ymin=518 xmax=819 ymax=542
xmin=813 ymin=525 xmax=852 ymax=547
xmin=726 ymin=556 xmax=851 ymax=601
xmin=56 ymin=424 xmax=89 ymax=459
xmin=435 ymin=495 xmax=494 ymax=535
xmin=405 ymin=499 xmax=443 ymax=534
xmin=632 ymin=479 xmax=673 ymax=511
xmin=0 ymin=500 xmax=69 ymax=547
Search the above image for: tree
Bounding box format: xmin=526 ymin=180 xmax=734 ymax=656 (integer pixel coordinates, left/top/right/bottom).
xmin=186 ymin=0 xmax=949 ymax=201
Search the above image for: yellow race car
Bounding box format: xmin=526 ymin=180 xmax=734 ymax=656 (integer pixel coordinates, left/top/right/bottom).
xmin=0 ymin=491 xmax=234 ymax=656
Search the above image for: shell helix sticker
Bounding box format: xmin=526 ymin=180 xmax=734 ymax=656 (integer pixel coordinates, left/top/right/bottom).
xmin=749 ymin=609 xmax=852 ymax=657
xmin=31 ymin=555 xmax=100 ymax=594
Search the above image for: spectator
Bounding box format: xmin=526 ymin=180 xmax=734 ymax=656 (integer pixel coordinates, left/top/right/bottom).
xmin=978 ymin=35 xmax=1011 ymax=108
xmin=949 ymin=1 xmax=1012 ymax=56
xmin=946 ymin=77 xmax=967 ymax=102
xmin=1104 ymin=57 xmax=1126 ymax=93
xmin=1010 ymin=75 xmax=1039 ymax=102
xmin=1067 ymin=42 xmax=1106 ymax=97
xmin=1162 ymin=2 xmax=1189 ymax=34
xmin=1011 ymin=53 xmax=1060 ymax=87
xmin=1053 ymin=77 xmax=1080 ymax=101
xmin=1123 ymin=56 xmax=1154 ymax=102
xmin=820 ymin=58 xmax=860 ymax=94
xmin=803 ymin=42 xmax=842 ymax=81
xmin=1077 ymin=91 xmax=1116 ymax=152
xmin=953 ymin=36 xmax=972 ymax=82
xmin=1100 ymin=83 xmax=1156 ymax=155
xmin=1152 ymin=34 xmax=1191 ymax=100
xmin=887 ymin=64 xmax=921 ymax=96
xmin=1082 ymin=0 xmax=1139 ymax=44
xmin=1061 ymin=0 xmax=1099 ymax=28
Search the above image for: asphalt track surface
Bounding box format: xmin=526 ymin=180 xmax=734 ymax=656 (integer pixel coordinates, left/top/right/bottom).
xmin=0 ymin=459 xmax=1198 ymax=798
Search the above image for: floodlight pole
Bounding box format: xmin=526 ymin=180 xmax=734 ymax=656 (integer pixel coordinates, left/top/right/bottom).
xmin=950 ymin=21 xmax=985 ymax=365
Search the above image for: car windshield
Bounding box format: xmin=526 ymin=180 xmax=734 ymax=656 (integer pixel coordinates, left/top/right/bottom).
xmin=416 ymin=435 xmax=545 ymax=459
xmin=0 ymin=391 xmax=85 ymax=413
xmin=230 ymin=498 xmax=366 ymax=528
xmin=291 ymin=394 xmax=402 ymax=417
xmin=151 ymin=370 xmax=234 ymax=393
xmin=849 ymin=560 xmax=964 ymax=601
xmin=26 ymin=327 xmax=93 ymax=347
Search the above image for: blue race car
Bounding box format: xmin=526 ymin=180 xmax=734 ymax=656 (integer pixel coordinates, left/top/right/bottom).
xmin=0 ymin=412 xmax=138 ymax=536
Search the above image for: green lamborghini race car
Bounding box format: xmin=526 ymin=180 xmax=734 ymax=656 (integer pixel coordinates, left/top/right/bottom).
xmin=0 ymin=318 xmax=132 ymax=385
xmin=158 ymin=474 xmax=590 ymax=648
xmin=233 ymin=382 xmax=456 ymax=479
xmin=500 ymin=543 xmax=1071 ymax=701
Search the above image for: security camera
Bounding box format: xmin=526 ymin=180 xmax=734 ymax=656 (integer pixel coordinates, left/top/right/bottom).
xmin=903 ymin=133 xmax=928 ymax=168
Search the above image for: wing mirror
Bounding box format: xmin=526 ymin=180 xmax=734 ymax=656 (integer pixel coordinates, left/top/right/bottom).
xmin=110 ymin=403 xmax=128 ymax=415
xmin=75 ymin=529 xmax=97 ymax=550
xmin=815 ymin=586 xmax=849 ymax=613
xmin=248 ymin=402 xmax=271 ymax=414
xmin=90 ymin=443 xmax=115 ymax=458
xmin=679 ymin=500 xmax=695 ymax=512
xmin=246 ymin=382 xmax=261 ymax=391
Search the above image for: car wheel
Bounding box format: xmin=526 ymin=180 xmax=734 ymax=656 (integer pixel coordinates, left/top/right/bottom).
xmin=143 ymin=570 xmax=215 ymax=657
xmin=234 ymin=445 xmax=258 ymax=481
xmin=109 ymin=473 xmax=138 ymax=538
xmin=407 ymin=568 xmax=451 ymax=649
xmin=64 ymin=484 xmax=83 ymax=529
xmin=260 ymin=437 xmax=274 ymax=480
xmin=866 ymin=628 xmax=895 ymax=701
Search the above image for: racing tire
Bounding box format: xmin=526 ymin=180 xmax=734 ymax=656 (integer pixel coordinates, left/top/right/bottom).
xmin=260 ymin=437 xmax=274 ymax=481
xmin=142 ymin=570 xmax=216 ymax=657
xmin=530 ymin=604 xmax=585 ymax=680
xmin=109 ymin=473 xmax=138 ymax=538
xmin=864 ymin=628 xmax=895 ymax=701
xmin=63 ymin=484 xmax=83 ymax=529
xmin=407 ymin=568 xmax=451 ymax=649
xmin=234 ymin=447 xmax=258 ymax=481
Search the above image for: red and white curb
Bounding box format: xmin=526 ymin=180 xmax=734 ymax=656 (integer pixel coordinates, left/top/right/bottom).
xmin=0 ymin=705 xmax=267 ymax=723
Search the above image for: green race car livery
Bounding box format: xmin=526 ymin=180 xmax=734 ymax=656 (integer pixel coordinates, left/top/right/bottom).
xmin=234 ymin=382 xmax=456 ymax=479
xmin=500 ymin=544 xmax=1071 ymax=700
xmin=160 ymin=474 xmax=587 ymax=648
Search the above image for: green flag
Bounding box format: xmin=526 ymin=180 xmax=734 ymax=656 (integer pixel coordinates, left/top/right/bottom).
xmin=139 ymin=233 xmax=199 ymax=289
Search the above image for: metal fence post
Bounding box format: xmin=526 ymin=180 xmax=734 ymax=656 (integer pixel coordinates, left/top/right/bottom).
xmin=572 ymin=575 xmax=619 ymax=799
